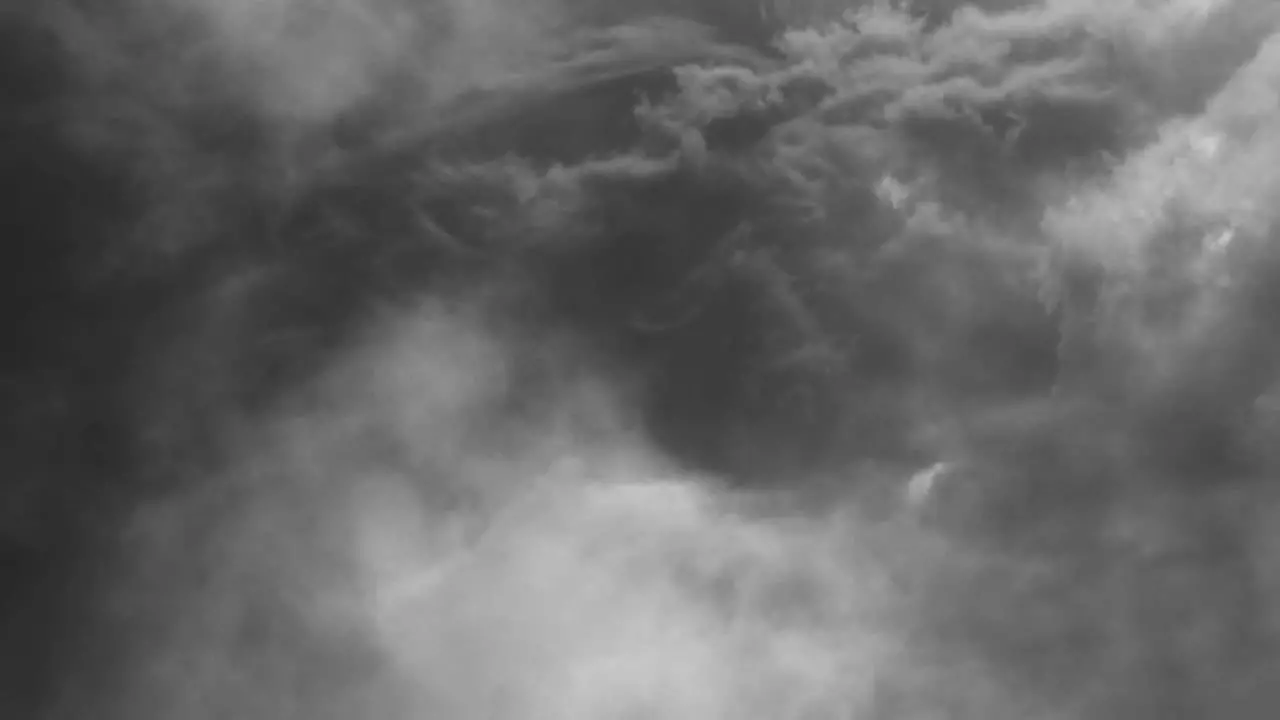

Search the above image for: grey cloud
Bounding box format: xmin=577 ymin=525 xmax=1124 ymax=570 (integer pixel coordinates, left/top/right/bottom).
xmin=15 ymin=1 xmax=1280 ymax=719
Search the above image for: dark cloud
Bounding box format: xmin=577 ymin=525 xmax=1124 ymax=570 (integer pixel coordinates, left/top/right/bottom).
xmin=7 ymin=0 xmax=1280 ymax=718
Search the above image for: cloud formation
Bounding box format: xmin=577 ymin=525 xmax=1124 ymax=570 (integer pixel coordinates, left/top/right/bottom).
xmin=8 ymin=0 xmax=1280 ymax=719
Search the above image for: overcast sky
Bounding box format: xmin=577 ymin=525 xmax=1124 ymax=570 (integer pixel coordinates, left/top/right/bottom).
xmin=5 ymin=1 xmax=1280 ymax=719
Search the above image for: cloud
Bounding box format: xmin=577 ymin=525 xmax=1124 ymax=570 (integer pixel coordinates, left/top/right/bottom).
xmin=1043 ymin=23 xmax=1280 ymax=392
xmin=105 ymin=306 xmax=929 ymax=720
xmin=16 ymin=0 xmax=1280 ymax=719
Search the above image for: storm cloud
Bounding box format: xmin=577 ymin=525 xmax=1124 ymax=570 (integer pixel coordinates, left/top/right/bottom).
xmin=4 ymin=1 xmax=1280 ymax=719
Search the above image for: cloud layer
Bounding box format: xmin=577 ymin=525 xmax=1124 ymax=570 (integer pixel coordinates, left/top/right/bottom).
xmin=7 ymin=1 xmax=1280 ymax=719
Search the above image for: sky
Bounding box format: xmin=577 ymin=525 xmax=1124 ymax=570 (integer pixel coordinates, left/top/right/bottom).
xmin=4 ymin=0 xmax=1280 ymax=718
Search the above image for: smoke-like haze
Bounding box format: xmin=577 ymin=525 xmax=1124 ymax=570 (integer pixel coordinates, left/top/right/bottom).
xmin=5 ymin=0 xmax=1280 ymax=718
